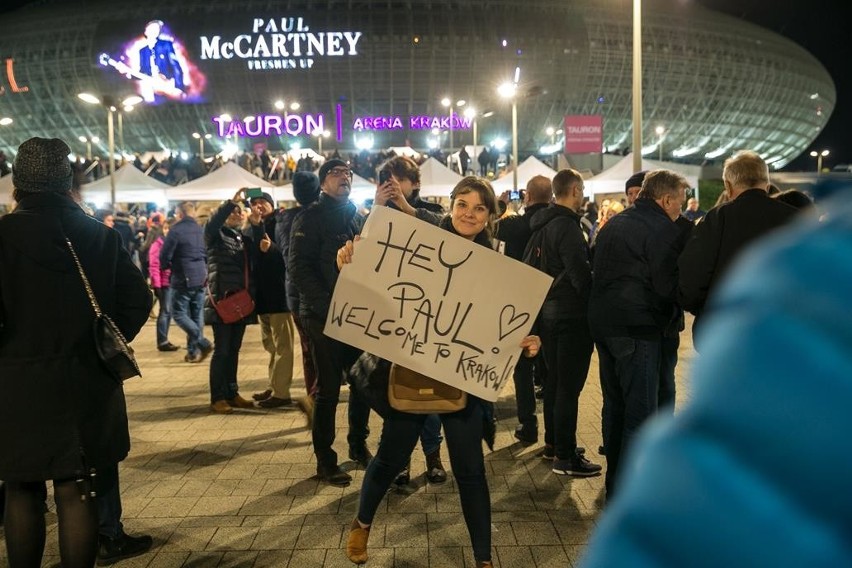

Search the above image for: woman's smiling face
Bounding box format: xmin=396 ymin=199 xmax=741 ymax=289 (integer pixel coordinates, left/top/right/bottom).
xmin=451 ymin=189 xmax=489 ymax=240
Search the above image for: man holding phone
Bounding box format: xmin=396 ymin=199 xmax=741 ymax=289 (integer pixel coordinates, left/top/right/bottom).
xmin=245 ymin=188 xmax=297 ymax=409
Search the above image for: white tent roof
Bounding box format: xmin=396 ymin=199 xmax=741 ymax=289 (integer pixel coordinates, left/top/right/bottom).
xmin=166 ymin=162 xmax=287 ymax=202
xmin=491 ymin=156 xmax=558 ymax=192
xmin=0 ymin=174 xmax=13 ymax=206
xmin=79 ymin=164 xmax=171 ymax=206
xmin=387 ymin=146 xmax=421 ymax=159
xmin=418 ymin=157 xmax=464 ymax=198
xmin=587 ymin=153 xmax=700 ymax=196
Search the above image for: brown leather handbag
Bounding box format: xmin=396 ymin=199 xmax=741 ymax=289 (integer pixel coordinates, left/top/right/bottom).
xmin=388 ymin=364 xmax=468 ymax=414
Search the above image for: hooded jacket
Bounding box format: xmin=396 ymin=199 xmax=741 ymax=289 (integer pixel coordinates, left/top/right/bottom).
xmin=528 ymin=204 xmax=592 ymax=320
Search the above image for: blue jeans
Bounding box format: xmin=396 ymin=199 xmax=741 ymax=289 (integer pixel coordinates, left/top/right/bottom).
xmin=171 ymin=286 xmax=211 ymax=357
xmin=154 ymin=287 xmax=174 ymax=347
xmin=210 ymin=322 xmax=246 ymax=403
xmin=357 ymin=401 xmax=491 ymax=562
xmin=597 ymin=336 xmax=662 ymax=496
xmin=420 ymin=414 xmax=443 ymax=456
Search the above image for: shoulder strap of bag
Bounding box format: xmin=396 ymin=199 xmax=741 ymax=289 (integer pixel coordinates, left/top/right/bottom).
xmin=65 ymin=238 xmax=103 ymax=318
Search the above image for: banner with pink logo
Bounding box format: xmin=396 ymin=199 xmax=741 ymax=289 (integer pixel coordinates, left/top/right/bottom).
xmin=564 ymin=115 xmax=603 ymax=154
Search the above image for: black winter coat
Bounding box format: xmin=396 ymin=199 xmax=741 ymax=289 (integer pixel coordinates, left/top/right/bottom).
xmin=494 ymin=202 xmax=549 ymax=261
xmin=588 ymin=198 xmax=683 ymax=340
xmin=275 ymin=206 xmax=305 ymax=315
xmin=289 ymin=193 xmax=363 ymax=321
xmin=528 ymin=204 xmax=591 ymax=320
xmin=678 ymin=189 xmax=797 ymax=323
xmin=248 ymin=212 xmax=288 ymax=314
xmin=203 ymin=201 xmax=258 ymax=325
xmin=0 ymin=193 xmax=152 ymax=481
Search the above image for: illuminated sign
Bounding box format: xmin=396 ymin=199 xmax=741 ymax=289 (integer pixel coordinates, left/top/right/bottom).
xmin=564 ymin=115 xmax=603 ymax=153
xmin=200 ymin=18 xmax=362 ymax=70
xmin=353 ymin=115 xmax=473 ymax=131
xmin=213 ymin=114 xmax=327 ymax=137
xmin=0 ymin=58 xmax=30 ymax=95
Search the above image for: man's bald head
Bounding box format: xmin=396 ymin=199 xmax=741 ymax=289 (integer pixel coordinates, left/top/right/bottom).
xmin=525 ymin=175 xmax=553 ymax=205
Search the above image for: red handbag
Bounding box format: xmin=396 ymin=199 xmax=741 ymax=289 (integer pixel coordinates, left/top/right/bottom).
xmin=207 ymin=250 xmax=254 ymax=324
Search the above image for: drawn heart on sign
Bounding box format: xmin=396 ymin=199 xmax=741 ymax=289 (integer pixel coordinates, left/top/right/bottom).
xmin=498 ymin=305 xmax=530 ymax=340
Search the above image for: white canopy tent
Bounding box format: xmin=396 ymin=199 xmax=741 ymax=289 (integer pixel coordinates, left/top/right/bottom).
xmin=387 ymin=146 xmax=422 ymax=160
xmin=80 ymin=164 xmax=171 ymax=206
xmin=418 ymin=157 xmax=464 ymax=198
xmin=166 ymin=162 xmax=290 ymax=202
xmin=586 ymin=153 xmax=700 ymax=196
xmin=491 ymin=156 xmax=558 ymax=192
xmin=0 ymin=174 xmax=13 ymax=206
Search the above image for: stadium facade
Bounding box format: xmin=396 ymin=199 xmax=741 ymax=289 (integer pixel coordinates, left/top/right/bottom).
xmin=0 ymin=0 xmax=836 ymax=168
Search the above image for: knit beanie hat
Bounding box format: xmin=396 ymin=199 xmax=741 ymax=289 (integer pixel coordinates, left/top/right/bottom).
xmin=292 ymin=171 xmax=320 ymax=205
xmin=625 ymin=171 xmax=647 ymax=194
xmin=249 ymin=191 xmax=276 ymax=209
xmin=13 ymin=137 xmax=73 ymax=193
xmin=318 ymin=158 xmax=348 ymax=184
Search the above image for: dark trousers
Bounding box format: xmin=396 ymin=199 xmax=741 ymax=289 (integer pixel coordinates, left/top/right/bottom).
xmin=512 ymin=355 xmax=538 ymax=429
xmin=292 ymin=313 xmax=318 ymax=397
xmin=541 ymin=317 xmax=594 ymax=459
xmin=304 ymin=317 xmax=370 ymax=468
xmin=96 ymin=464 xmax=122 ymax=539
xmin=210 ymin=322 xmax=247 ymax=403
xmin=597 ymin=336 xmax=662 ymax=496
xmin=659 ymin=334 xmax=679 ymax=414
xmin=357 ymin=401 xmax=491 ymax=562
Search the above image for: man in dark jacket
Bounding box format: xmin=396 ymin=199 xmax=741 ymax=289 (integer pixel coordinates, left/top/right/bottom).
xmin=588 ymin=169 xmax=688 ymax=499
xmin=160 ymin=201 xmax=213 ymax=363
xmin=678 ymin=150 xmax=797 ymax=341
xmin=527 ymin=169 xmax=600 ymax=476
xmin=495 ymin=175 xmax=552 ymax=444
xmin=289 ymin=159 xmax=371 ymax=487
xmin=275 ymin=172 xmax=321 ymax=399
xmin=247 ymin=191 xmax=296 ymax=408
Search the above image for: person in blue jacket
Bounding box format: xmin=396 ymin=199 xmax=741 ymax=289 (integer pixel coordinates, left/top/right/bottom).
xmin=581 ymin=194 xmax=852 ymax=567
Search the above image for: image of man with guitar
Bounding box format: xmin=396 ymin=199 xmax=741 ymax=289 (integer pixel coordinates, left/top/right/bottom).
xmin=137 ymin=20 xmax=186 ymax=102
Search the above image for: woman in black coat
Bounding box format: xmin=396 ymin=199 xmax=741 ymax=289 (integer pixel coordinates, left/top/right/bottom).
xmin=0 ymin=138 xmax=151 ymax=567
xmin=204 ymin=189 xmax=258 ymax=413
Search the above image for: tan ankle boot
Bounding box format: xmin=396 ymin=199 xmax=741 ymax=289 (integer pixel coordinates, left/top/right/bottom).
xmin=346 ymin=518 xmax=370 ymax=564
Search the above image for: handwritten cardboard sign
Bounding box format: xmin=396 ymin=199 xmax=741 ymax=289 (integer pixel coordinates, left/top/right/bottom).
xmin=324 ymin=206 xmax=553 ymax=402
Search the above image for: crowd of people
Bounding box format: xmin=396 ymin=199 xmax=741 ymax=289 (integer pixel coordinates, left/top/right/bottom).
xmin=2 ymin=134 xmax=838 ymax=567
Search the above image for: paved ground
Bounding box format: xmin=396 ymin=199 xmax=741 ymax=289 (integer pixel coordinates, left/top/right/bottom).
xmin=1 ymin=316 xmax=695 ymax=567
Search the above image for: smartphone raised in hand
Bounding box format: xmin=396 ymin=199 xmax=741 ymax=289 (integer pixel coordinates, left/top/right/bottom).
xmin=378 ymin=169 xmax=392 ymax=185
xmin=245 ymin=187 xmax=264 ymax=199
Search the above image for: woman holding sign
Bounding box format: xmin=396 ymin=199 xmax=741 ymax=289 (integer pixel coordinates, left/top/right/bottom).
xmin=339 ymin=176 xmax=541 ymax=568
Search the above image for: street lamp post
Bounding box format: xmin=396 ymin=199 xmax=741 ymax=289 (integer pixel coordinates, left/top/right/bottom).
xmin=78 ymin=92 xmax=141 ymax=210
xmin=655 ymin=125 xmax=665 ymax=161
xmin=632 ymin=0 xmax=643 ymax=173
xmin=193 ymin=132 xmax=212 ymax=159
xmin=77 ymin=136 xmax=99 ymax=161
xmin=498 ymin=82 xmax=519 ymax=191
xmin=313 ymin=128 xmax=330 ymax=156
xmin=441 ymin=97 xmax=454 ymax=153
xmin=810 ymin=149 xmax=829 ymax=173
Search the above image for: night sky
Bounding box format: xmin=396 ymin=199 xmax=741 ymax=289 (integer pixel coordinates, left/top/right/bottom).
xmin=1 ymin=0 xmax=846 ymax=170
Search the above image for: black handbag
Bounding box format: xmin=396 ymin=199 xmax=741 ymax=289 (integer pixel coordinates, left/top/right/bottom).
xmin=66 ymin=238 xmax=141 ymax=383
